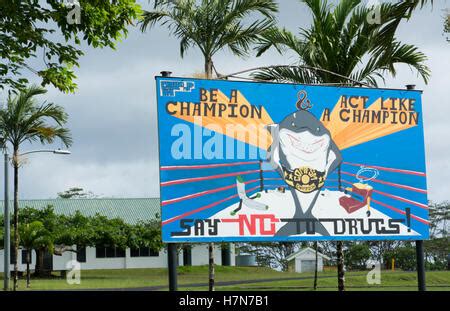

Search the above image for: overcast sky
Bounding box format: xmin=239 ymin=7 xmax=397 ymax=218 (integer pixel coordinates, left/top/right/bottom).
xmin=2 ymin=0 xmax=449 ymax=202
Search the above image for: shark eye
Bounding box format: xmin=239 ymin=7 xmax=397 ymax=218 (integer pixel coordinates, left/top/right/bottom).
xmin=291 ymin=122 xmax=296 ymax=127
xmin=316 ymin=127 xmax=320 ymax=132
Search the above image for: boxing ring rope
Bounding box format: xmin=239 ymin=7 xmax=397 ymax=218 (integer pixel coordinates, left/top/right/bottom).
xmin=343 ymin=162 xmax=426 ymax=177
xmin=161 ymin=161 xmax=260 ymax=170
xmin=340 ymin=171 xmax=427 ymax=194
xmin=161 ymin=169 xmax=261 ymax=186
xmin=162 ymin=178 xmax=260 ymax=206
xmin=162 ymin=185 xmax=261 ymax=225
xmin=338 ymin=162 xmax=429 ymax=225
xmin=160 ymin=159 xmax=429 ymax=227
xmin=340 ymin=179 xmax=427 ymax=209
xmin=370 ymin=199 xmax=428 ymax=225
xmin=161 ymin=161 xmax=262 ymax=225
xmin=261 ymin=161 xmax=429 ymax=225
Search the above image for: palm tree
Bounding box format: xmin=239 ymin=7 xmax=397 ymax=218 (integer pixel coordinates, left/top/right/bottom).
xmin=0 ymin=85 xmax=72 ymax=290
xmin=336 ymin=241 xmax=345 ymax=291
xmin=141 ymin=0 xmax=278 ymax=291
xmin=19 ymin=221 xmax=54 ymax=288
xmin=254 ymin=0 xmax=430 ymax=86
xmin=140 ymin=0 xmax=278 ymax=78
xmin=445 ymin=10 xmax=450 ymax=42
xmin=255 ymin=0 xmax=431 ymax=291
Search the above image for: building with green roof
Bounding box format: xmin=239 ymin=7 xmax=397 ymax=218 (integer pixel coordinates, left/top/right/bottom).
xmin=0 ymin=198 xmax=161 ymax=224
xmin=0 ymin=198 xmax=235 ymax=272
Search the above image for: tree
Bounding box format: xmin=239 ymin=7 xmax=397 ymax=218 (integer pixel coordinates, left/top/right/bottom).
xmin=128 ymin=218 xmax=163 ymax=252
xmin=368 ymin=240 xmax=403 ymax=268
xmin=0 ymin=85 xmax=72 ymax=290
xmin=140 ymin=0 xmax=278 ymax=78
xmin=424 ymin=237 xmax=449 ymax=270
xmin=254 ymin=0 xmax=430 ymax=86
xmin=424 ymin=201 xmax=449 ymax=270
xmin=17 ymin=206 xmax=163 ymax=282
xmin=10 ymin=204 xmax=163 ymax=289
xmin=445 ymin=10 xmax=450 ymax=42
xmin=19 ymin=205 xmax=60 ymax=278
xmin=240 ymin=242 xmax=299 ymax=271
xmin=313 ymin=241 xmax=318 ymax=290
xmin=57 ymin=187 xmax=97 ymax=199
xmin=0 ymin=225 xmax=3 ymax=249
xmin=344 ymin=243 xmax=371 ymax=270
xmin=429 ymin=201 xmax=449 ymax=238
xmin=73 ymin=213 xmax=161 ymax=256
xmin=384 ymin=244 xmax=416 ymax=271
xmin=255 ymin=0 xmax=431 ymax=291
xmin=0 ymin=0 xmax=141 ymax=93
xmin=336 ymin=241 xmax=345 ymax=291
xmin=141 ymin=0 xmax=278 ymax=291
xmin=18 ymin=221 xmax=54 ymax=288
xmin=55 ymin=211 xmax=97 ymax=258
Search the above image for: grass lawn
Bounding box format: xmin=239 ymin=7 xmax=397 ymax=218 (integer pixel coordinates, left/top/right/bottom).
xmin=1 ymin=267 xmax=449 ymax=291
xmin=203 ymin=270 xmax=450 ymax=291
xmin=0 ymin=266 xmax=300 ymax=290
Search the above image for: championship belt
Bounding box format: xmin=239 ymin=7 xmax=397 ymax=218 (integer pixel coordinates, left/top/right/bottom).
xmin=282 ymin=166 xmax=325 ymax=193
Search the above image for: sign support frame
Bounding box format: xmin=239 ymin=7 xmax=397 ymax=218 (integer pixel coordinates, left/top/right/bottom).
xmin=160 ymin=70 xmax=179 ymax=292
xmin=156 ymin=75 xmax=430 ymax=292
xmin=406 ymin=83 xmax=427 ymax=292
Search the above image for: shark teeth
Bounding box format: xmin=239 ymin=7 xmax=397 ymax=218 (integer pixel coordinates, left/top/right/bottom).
xmin=287 ymin=134 xmax=324 ymax=154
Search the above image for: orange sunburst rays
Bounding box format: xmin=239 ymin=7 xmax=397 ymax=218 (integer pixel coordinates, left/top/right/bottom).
xmin=169 ymin=90 xmax=274 ymax=150
xmin=322 ymin=96 xmax=419 ymax=150
xmin=169 ymin=91 xmax=418 ymax=153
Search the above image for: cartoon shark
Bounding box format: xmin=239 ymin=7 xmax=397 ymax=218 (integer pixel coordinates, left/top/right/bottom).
xmin=266 ymin=109 xmax=342 ymax=236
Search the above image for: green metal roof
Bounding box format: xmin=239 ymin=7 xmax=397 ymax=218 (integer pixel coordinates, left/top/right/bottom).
xmin=0 ymin=198 xmax=161 ymax=225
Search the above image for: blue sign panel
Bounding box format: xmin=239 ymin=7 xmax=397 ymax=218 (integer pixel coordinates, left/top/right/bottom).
xmin=155 ymin=76 xmax=429 ymax=242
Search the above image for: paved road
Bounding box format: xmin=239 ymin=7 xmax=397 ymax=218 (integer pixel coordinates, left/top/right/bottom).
xmin=91 ymin=274 xmax=357 ymax=291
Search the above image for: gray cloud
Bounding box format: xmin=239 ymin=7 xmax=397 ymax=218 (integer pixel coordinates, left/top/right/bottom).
xmin=1 ymin=0 xmax=449 ymax=202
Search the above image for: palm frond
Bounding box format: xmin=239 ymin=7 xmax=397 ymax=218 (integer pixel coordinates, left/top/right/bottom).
xmin=222 ymin=0 xmax=278 ymax=25
xmin=0 ymin=85 xmax=72 ymax=149
xmin=217 ymin=18 xmax=275 ymax=57
xmin=333 ymin=0 xmax=361 ymax=33
xmin=256 ymin=27 xmax=304 ymax=57
xmin=255 ymin=0 xmax=430 ymax=86
xmin=139 ymin=10 xmax=170 ymax=32
xmin=355 ymin=41 xmax=430 ymax=85
xmin=301 ymin=0 xmax=330 ymax=25
xmin=252 ymin=65 xmax=319 ymax=84
xmin=140 ymin=0 xmax=278 ymax=72
xmin=26 ymin=126 xmax=72 ymax=147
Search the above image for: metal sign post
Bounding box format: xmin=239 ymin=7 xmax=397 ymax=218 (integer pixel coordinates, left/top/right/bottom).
xmin=167 ymin=243 xmax=178 ymax=291
xmin=3 ymin=151 xmax=10 ymax=291
xmin=155 ymin=75 xmax=430 ymax=291
xmin=405 ymin=84 xmax=426 ymax=292
xmin=416 ymin=240 xmax=426 ymax=291
xmin=183 ymin=246 xmax=192 ymax=266
xmin=221 ymin=244 xmax=231 ymax=266
xmin=160 ymin=70 xmax=178 ymax=291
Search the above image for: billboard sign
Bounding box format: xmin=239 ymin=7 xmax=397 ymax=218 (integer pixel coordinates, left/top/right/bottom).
xmin=156 ymin=76 xmax=429 ymax=242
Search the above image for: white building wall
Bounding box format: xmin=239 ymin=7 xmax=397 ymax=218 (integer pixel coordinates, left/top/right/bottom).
xmin=78 ymin=247 xmax=126 ymax=270
xmin=191 ymin=244 xmax=220 ymax=266
xmin=53 ymin=251 xmax=74 ymax=271
xmin=295 ymin=257 xmax=301 ymax=272
xmin=0 ymin=248 xmax=35 ymax=273
xmin=0 ymin=244 xmax=235 ymax=272
xmin=190 ymin=244 xmax=236 ymax=266
xmin=125 ymin=248 xmax=168 ymax=269
xmin=294 ymin=251 xmax=324 ymax=273
xmin=229 ymin=245 xmax=236 ymax=266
